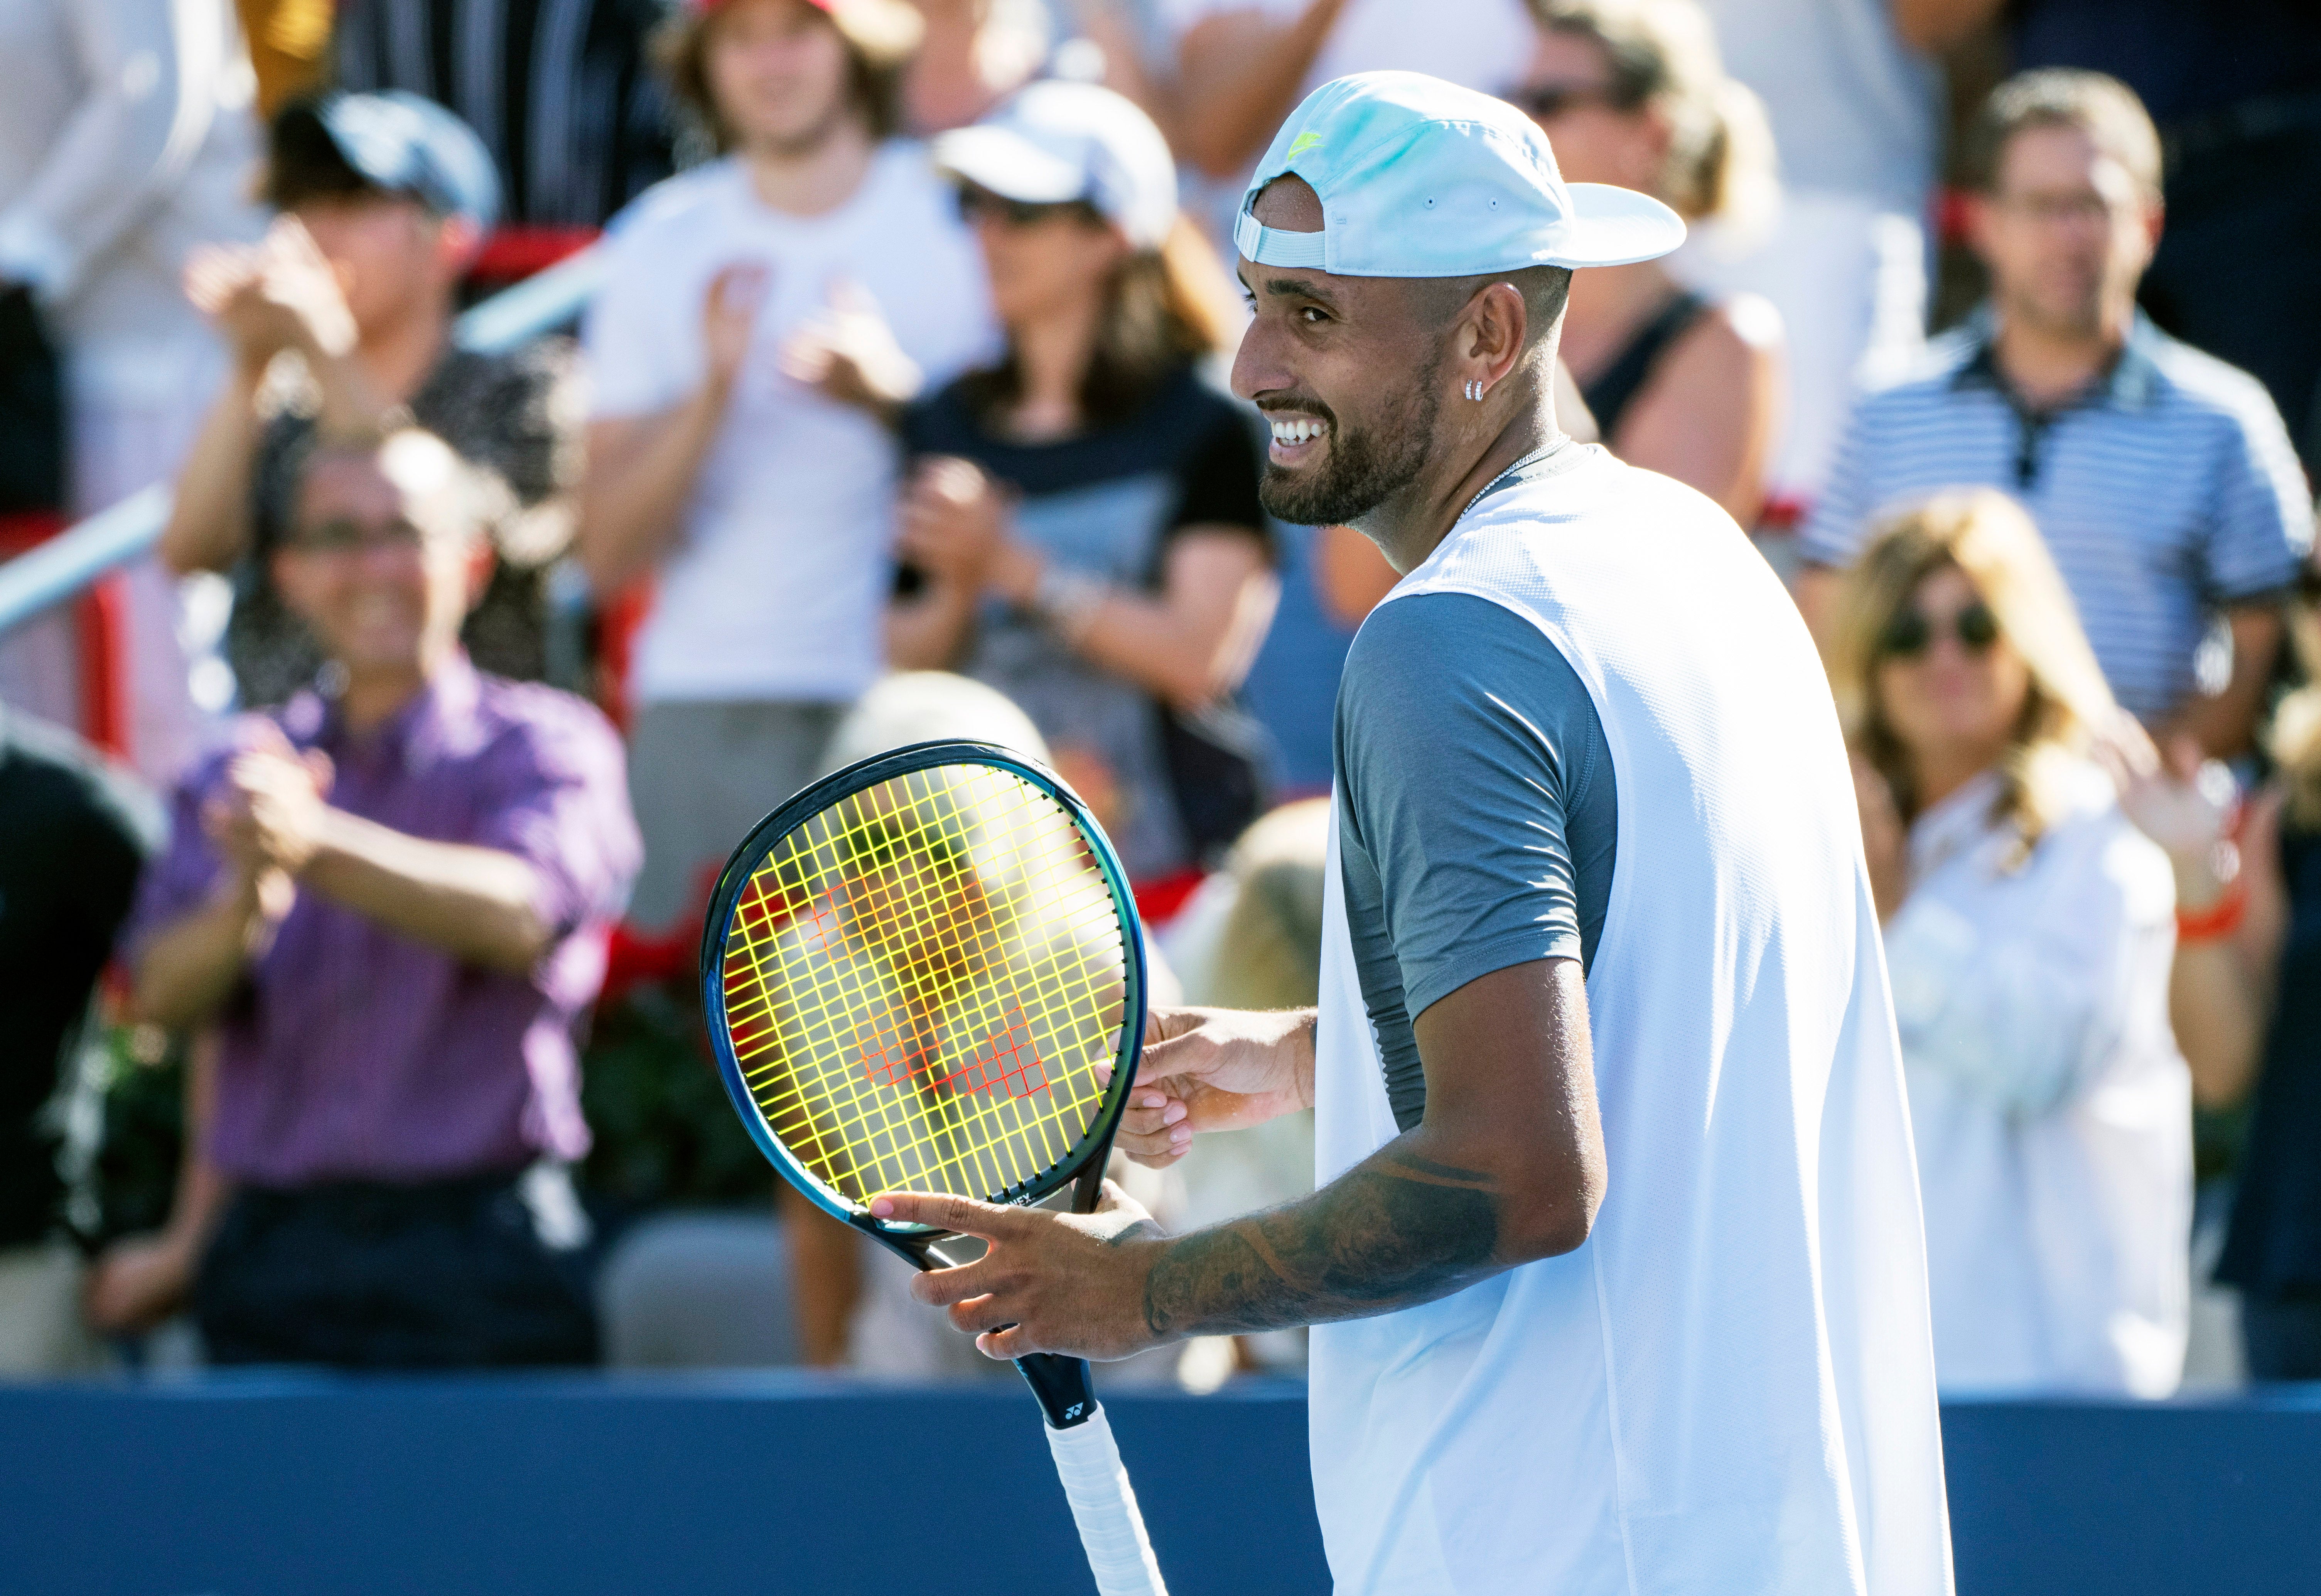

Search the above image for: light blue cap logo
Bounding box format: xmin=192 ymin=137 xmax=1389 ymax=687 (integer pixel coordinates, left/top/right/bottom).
xmin=1236 ymin=71 xmax=1685 ymax=278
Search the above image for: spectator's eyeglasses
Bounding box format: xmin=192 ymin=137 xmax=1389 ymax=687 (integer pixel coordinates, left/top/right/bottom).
xmin=1879 ymin=601 xmax=2002 ymax=660
xmin=287 ymin=517 xmax=430 ymax=557
xmin=955 ymin=186 xmax=1100 ymax=229
xmin=1505 ymin=82 xmax=1624 ymax=122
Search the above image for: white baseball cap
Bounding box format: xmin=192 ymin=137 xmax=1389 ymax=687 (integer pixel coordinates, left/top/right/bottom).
xmin=1235 ymin=71 xmax=1685 ymax=277
xmin=934 ymin=81 xmax=1178 ymax=250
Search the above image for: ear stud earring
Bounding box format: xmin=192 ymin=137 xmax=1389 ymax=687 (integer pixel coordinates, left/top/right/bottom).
xmin=1464 ymin=380 xmax=1484 ymax=401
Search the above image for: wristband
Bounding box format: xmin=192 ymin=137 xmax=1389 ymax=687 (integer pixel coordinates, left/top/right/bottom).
xmin=2177 ymin=879 xmax=2249 ymax=943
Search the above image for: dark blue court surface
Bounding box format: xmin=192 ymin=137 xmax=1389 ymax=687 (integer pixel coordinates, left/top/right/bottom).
xmin=2 ymin=1377 xmax=2318 ymax=1595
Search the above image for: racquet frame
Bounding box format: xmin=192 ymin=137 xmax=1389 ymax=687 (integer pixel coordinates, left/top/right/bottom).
xmin=698 ymin=739 xmax=1149 ymax=1429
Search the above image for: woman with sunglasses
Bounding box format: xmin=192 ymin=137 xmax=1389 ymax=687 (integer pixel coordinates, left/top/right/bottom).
xmin=1508 ymin=0 xmax=1780 ymax=523
xmin=860 ymin=82 xmax=1276 ymax=889
xmin=1828 ymin=489 xmax=2192 ymax=1398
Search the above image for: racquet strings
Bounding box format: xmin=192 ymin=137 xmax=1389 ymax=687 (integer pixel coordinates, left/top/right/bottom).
xmin=718 ymin=763 xmax=1130 ymax=1207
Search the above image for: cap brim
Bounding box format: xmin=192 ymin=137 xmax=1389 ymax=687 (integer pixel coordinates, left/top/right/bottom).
xmin=1547 ymin=184 xmax=1688 ymax=268
xmin=932 ymin=125 xmax=1087 ymax=206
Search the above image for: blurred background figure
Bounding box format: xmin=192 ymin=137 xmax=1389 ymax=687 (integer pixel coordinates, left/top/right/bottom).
xmin=1157 ymin=793 xmax=1329 ymax=1378
xmin=1798 ymin=70 xmax=2313 ymax=761
xmin=91 ymin=430 xmax=639 ymax=1365
xmin=903 ymin=0 xmax=1053 ymax=133
xmin=2125 ymin=590 xmax=2321 ymax=1382
xmin=578 ymin=0 xmax=994 ymax=934
xmin=0 ymin=0 xmax=267 ymax=779
xmin=1164 ymin=0 xmax=1536 ymax=240
xmin=330 ymin=0 xmax=680 ymax=232
xmin=1830 ymin=489 xmax=2189 ymax=1398
xmin=163 ymin=91 xmax=582 ymax=707
xmin=1923 ymin=0 xmax=2321 ymax=472
xmin=0 ymin=708 xmax=156 ymax=1373
xmin=1509 ymin=0 xmax=1783 ymax=525
xmin=870 ymin=83 xmax=1277 ymax=888
xmin=1676 ymin=0 xmax=1942 ymax=522
xmin=234 ymin=0 xmax=334 ymax=116
xmin=903 ymin=0 xmax=1176 ymax=141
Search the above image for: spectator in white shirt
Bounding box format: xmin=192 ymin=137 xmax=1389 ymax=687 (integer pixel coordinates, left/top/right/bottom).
xmin=577 ymin=0 xmax=995 ymax=931
xmin=0 ymin=0 xmax=266 ymax=779
xmin=1832 ymin=488 xmax=2191 ymax=1398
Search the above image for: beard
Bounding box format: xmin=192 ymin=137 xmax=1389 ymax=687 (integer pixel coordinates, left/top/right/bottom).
xmin=1257 ymin=359 xmax=1443 ymax=528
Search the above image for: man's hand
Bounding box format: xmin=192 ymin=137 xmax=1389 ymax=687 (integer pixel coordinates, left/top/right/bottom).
xmin=869 ymin=1183 xmax=1167 ymax=1361
xmin=1107 ymin=1006 xmax=1315 ymax=1167
xmin=204 ymin=731 xmax=336 ymax=879
xmin=702 ymin=262 xmax=770 ymax=396
xmin=778 ymin=276 xmax=922 ymax=414
xmin=84 ymin=1230 xmax=198 ymax=1335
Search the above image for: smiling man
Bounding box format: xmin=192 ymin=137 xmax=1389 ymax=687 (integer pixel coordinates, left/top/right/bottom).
xmin=112 ymin=430 xmax=640 ymax=1365
xmin=870 ymin=72 xmax=1951 ymax=1593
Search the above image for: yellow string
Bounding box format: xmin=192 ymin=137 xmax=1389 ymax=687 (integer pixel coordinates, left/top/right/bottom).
xmin=718 ymin=764 xmax=1128 ymax=1206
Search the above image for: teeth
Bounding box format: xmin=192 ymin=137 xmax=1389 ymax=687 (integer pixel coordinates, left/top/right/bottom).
xmin=1270 ymin=417 xmax=1326 ymax=444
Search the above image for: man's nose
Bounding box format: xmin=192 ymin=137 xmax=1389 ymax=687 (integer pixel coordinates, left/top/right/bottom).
xmin=1229 ymin=319 xmax=1287 ymax=405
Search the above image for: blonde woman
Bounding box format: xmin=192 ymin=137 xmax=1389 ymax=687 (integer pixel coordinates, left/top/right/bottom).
xmin=1511 ymin=0 xmax=1782 ymax=523
xmin=1831 ymin=489 xmax=2190 ymax=1398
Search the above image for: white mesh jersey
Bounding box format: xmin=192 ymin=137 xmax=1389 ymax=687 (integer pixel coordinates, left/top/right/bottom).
xmin=1309 ymin=445 xmax=1953 ymax=1594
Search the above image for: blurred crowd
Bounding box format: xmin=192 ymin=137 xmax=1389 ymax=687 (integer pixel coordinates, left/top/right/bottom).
xmin=1 ymin=0 xmax=2318 ymax=1405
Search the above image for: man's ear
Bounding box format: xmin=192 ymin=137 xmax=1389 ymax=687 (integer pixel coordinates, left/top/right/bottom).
xmin=1467 ymin=282 xmax=1529 ymax=386
xmin=1961 ymin=191 xmax=1997 ymax=266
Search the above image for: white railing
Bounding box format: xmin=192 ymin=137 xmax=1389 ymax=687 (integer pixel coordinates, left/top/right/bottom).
xmin=0 ymin=245 xmax=607 ymax=635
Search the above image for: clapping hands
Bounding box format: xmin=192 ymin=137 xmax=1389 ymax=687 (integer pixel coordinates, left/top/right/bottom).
xmin=184 ymin=216 xmax=358 ymax=366
xmin=779 ymin=276 xmax=922 ymax=413
xmin=202 ymin=725 xmax=336 ymax=913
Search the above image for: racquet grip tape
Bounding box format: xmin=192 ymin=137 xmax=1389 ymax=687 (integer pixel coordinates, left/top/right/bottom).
xmin=1044 ymin=1404 xmax=1169 ymax=1595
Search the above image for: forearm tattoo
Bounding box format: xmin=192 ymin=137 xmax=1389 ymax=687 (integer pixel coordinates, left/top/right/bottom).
xmin=1141 ymin=1144 xmax=1501 ymax=1339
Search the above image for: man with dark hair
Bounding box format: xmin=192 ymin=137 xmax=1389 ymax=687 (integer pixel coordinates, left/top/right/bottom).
xmin=99 ymin=428 xmax=639 ymax=1365
xmin=578 ymin=0 xmax=993 ymax=932
xmin=1797 ymin=69 xmax=2313 ymax=760
xmin=161 ymin=91 xmax=582 ymax=708
xmin=868 ymin=73 xmax=1950 ymax=1594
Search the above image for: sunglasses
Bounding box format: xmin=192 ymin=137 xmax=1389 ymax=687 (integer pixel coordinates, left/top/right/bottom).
xmin=1879 ymin=600 xmax=2002 ymax=660
xmin=1504 ymin=82 xmax=1624 ymax=122
xmin=955 ymin=186 xmax=1099 ymax=229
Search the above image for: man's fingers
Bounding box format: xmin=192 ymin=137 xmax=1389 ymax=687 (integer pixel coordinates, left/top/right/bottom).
xmin=976 ymin=1324 xmax=1031 ymax=1360
xmin=909 ymin=1259 xmax=994 ymax=1309
xmin=867 ymin=1189 xmax=1022 ymax=1237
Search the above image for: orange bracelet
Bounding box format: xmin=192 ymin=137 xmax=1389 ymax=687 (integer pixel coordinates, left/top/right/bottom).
xmin=2177 ymin=880 xmax=2250 ymax=943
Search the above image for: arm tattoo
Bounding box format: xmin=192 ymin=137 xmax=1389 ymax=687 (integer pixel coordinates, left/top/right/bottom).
xmin=1142 ymin=1144 xmax=1502 ymax=1339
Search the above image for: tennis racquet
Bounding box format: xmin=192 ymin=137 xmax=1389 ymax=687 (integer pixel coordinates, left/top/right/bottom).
xmin=699 ymin=739 xmax=1168 ymax=1596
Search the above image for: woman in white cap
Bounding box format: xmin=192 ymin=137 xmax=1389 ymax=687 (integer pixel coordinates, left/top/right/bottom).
xmin=873 ymin=81 xmax=1278 ymax=891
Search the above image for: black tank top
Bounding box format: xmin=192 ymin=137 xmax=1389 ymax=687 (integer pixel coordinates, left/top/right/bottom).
xmin=1578 ymin=290 xmax=1711 ymax=441
xmin=2217 ymin=819 xmax=2321 ymax=1297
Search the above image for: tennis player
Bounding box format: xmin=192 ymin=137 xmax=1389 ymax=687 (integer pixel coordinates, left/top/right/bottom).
xmin=872 ymin=72 xmax=1952 ymax=1593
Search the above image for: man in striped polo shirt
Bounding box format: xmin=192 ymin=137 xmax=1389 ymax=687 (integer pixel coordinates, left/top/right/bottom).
xmin=1796 ymin=69 xmax=2313 ymax=758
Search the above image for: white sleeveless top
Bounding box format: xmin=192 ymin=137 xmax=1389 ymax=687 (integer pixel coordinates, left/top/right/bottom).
xmin=1309 ymin=447 xmax=1953 ymax=1594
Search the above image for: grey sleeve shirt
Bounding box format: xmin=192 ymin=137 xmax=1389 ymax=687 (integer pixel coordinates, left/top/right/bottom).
xmin=1334 ymin=591 xmax=1618 ymax=1133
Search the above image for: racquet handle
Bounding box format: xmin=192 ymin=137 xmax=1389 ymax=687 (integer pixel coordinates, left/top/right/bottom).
xmin=1044 ymin=1403 xmax=1169 ymax=1596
